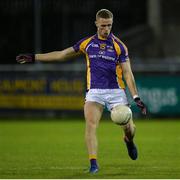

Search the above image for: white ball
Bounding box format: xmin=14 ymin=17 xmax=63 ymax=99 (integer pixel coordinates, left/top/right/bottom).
xmin=111 ymin=105 xmax=132 ymax=125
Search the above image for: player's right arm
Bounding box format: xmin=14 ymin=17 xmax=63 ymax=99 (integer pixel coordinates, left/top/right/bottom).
xmin=16 ymin=47 xmax=81 ymax=64
xmin=36 ymin=47 xmax=81 ymax=62
xmin=16 ymin=36 xmax=91 ymax=64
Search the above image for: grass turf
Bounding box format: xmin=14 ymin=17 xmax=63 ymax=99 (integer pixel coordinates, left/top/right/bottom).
xmin=0 ymin=118 xmax=180 ymax=179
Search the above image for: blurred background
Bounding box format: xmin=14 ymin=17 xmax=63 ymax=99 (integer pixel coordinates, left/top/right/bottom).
xmin=0 ymin=0 xmax=180 ymax=118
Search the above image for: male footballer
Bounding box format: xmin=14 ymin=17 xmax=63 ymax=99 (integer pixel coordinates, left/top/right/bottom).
xmin=16 ymin=9 xmax=147 ymax=173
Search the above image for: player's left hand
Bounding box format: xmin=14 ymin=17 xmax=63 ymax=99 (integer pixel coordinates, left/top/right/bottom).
xmin=134 ymin=97 xmax=147 ymax=115
xmin=16 ymin=54 xmax=35 ymax=64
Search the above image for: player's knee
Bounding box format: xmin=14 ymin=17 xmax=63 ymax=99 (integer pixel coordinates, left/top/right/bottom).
xmin=111 ymin=105 xmax=132 ymax=126
xmin=86 ymin=117 xmax=98 ymax=129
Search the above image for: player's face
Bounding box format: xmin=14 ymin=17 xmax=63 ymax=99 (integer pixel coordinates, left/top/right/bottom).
xmin=95 ymin=18 xmax=113 ymax=39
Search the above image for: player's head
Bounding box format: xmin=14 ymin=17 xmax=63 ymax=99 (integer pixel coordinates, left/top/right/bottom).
xmin=95 ymin=9 xmax=113 ymax=39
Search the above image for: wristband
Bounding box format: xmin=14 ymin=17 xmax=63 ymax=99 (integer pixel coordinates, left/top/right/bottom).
xmin=133 ymin=95 xmax=139 ymax=100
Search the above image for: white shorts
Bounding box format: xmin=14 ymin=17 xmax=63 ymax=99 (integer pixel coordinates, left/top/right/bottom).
xmin=85 ymin=89 xmax=129 ymax=111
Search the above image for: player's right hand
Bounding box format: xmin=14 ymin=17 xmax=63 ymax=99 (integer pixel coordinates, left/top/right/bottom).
xmin=16 ymin=54 xmax=35 ymax=64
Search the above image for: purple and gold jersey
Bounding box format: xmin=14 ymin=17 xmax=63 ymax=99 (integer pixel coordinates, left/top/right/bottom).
xmin=73 ymin=33 xmax=129 ymax=90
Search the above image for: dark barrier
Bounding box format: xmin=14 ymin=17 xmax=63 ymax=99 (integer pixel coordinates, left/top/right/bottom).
xmin=0 ymin=65 xmax=179 ymax=117
xmin=0 ymin=65 xmax=85 ymax=113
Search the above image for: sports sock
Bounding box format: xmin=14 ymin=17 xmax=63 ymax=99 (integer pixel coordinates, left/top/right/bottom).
xmin=90 ymin=159 xmax=97 ymax=167
xmin=89 ymin=155 xmax=98 ymax=167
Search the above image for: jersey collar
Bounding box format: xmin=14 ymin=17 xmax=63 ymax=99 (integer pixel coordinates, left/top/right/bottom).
xmin=95 ymin=33 xmax=113 ymax=41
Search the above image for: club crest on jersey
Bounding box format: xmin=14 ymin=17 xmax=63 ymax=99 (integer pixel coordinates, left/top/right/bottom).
xmin=100 ymin=44 xmax=106 ymax=50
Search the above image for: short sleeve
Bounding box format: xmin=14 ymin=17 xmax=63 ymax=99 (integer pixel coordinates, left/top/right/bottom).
xmin=73 ymin=38 xmax=85 ymax=52
xmin=73 ymin=36 xmax=92 ymax=53
xmin=118 ymin=43 xmax=129 ymax=63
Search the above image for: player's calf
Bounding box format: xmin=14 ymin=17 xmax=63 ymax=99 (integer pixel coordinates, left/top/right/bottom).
xmin=122 ymin=119 xmax=136 ymax=141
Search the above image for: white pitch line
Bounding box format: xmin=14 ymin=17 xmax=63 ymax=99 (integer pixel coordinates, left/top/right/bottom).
xmin=0 ymin=166 xmax=180 ymax=171
xmin=0 ymin=166 xmax=85 ymax=171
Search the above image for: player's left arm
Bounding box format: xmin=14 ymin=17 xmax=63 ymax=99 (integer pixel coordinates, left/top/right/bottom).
xmin=121 ymin=59 xmax=147 ymax=115
xmin=121 ymin=59 xmax=138 ymax=97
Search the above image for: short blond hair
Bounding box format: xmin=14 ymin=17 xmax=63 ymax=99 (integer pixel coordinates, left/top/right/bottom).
xmin=96 ymin=9 xmax=113 ymax=20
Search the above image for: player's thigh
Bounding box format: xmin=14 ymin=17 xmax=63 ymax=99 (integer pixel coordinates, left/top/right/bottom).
xmin=84 ymin=101 xmax=104 ymax=126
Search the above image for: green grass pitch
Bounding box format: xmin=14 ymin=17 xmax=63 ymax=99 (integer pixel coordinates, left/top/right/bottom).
xmin=0 ymin=118 xmax=180 ymax=179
